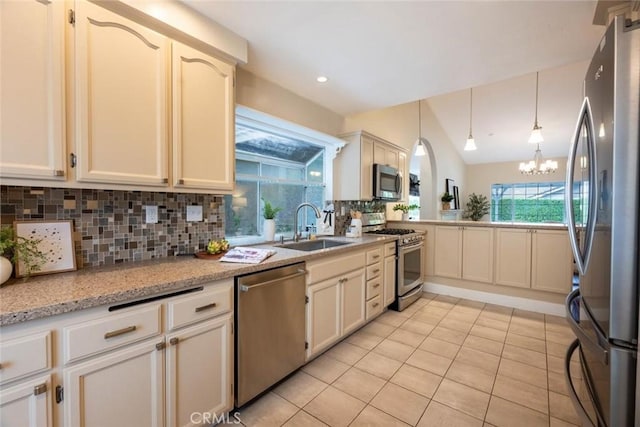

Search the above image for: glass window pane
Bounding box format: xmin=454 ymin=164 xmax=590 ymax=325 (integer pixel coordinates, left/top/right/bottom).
xmin=261 ymin=183 xmax=305 ymax=236
xmin=262 ymin=164 xmax=304 ymax=181
xmin=236 ymin=159 xmax=259 ymax=175
xmin=306 ymin=155 xmax=324 ymax=183
xmin=224 ymin=181 xmax=259 ymax=237
xmin=491 ymin=181 xmax=567 ymax=223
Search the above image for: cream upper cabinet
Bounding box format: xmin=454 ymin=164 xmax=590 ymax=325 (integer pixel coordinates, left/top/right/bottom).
xmin=335 ymin=131 xmax=406 ymax=201
xmin=494 ymin=228 xmax=532 ymax=288
xmin=74 ymin=1 xmax=169 ymax=186
xmin=531 ymin=230 xmax=573 ymax=293
xmin=434 ymin=225 xmax=493 ymax=283
xmin=172 ymin=41 xmax=235 ymax=193
xmin=0 ymin=0 xmax=66 ymax=181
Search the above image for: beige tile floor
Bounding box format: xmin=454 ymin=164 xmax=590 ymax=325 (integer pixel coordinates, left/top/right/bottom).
xmin=236 ymin=293 xmax=582 ymax=427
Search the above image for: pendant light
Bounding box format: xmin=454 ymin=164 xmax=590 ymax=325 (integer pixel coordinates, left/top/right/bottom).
xmin=415 ymin=100 xmax=426 ymax=156
xmin=528 ymin=72 xmax=544 ymax=144
xmin=464 ymin=88 xmax=477 ymax=151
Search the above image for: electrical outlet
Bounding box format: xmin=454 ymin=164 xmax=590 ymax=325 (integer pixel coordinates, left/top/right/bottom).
xmin=186 ymin=205 xmax=203 ymax=222
xmin=145 ymin=206 xmax=158 ymax=224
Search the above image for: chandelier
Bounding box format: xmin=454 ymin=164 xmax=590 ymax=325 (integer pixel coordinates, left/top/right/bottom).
xmin=519 ymin=144 xmax=558 ymax=175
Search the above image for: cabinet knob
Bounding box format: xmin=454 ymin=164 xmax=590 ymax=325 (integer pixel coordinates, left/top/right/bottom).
xmin=53 ymin=170 xmax=64 ymax=177
xmin=169 ymin=337 xmax=180 ymax=346
xmin=155 ymin=342 xmax=166 ymax=351
xmin=33 ymin=383 xmax=47 ymax=396
xmin=373 ymin=283 xmax=380 ymax=288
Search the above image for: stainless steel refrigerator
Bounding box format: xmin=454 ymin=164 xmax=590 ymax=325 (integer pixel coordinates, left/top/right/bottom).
xmin=564 ymin=15 xmax=639 ymax=427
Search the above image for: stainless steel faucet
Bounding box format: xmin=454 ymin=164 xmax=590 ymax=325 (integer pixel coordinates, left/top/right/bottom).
xmin=293 ymin=203 xmax=321 ymax=242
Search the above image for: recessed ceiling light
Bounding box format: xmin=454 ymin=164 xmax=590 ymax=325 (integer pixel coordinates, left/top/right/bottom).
xmin=316 ymin=76 xmax=328 ymax=83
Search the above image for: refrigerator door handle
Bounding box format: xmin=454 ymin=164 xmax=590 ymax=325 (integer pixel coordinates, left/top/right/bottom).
xmin=565 ymin=97 xmax=598 ymax=276
xmin=565 ymin=289 xmax=608 ymax=365
xmin=565 ymin=339 xmax=605 ymax=427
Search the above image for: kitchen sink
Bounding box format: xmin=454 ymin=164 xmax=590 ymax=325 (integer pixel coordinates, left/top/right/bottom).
xmin=278 ymin=239 xmax=351 ymax=252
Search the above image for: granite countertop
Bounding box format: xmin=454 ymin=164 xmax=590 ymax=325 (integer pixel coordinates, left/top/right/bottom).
xmin=0 ymin=235 xmax=396 ymax=326
xmin=388 ymin=219 xmax=569 ymax=230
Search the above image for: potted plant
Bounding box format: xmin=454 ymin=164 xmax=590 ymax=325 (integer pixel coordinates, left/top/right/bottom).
xmin=0 ymin=226 xmax=46 ymax=284
xmin=393 ymin=204 xmax=419 ymax=221
xmin=463 ymin=193 xmax=490 ymax=221
xmin=441 ymin=192 xmax=454 ymax=210
xmin=262 ymin=198 xmax=282 ymax=241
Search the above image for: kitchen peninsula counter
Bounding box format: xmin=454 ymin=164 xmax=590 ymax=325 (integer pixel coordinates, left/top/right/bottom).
xmin=0 ymin=235 xmax=396 ymax=326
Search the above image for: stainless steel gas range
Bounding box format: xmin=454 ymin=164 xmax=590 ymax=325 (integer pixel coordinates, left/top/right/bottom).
xmin=361 ymin=213 xmax=424 ymax=311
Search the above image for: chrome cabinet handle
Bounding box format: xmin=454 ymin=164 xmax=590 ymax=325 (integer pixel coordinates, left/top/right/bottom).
xmin=104 ymin=325 xmax=137 ymax=339
xmin=195 ymin=302 xmax=217 ymax=313
xmin=373 ymin=283 xmax=380 ymax=288
xmin=372 ymin=255 xmax=380 ymax=259
xmin=372 ymin=269 xmax=380 ymax=274
xmin=33 ymin=383 xmax=47 ymax=396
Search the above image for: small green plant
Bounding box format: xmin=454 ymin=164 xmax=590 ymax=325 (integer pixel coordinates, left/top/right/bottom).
xmin=0 ymin=226 xmax=47 ymax=277
xmin=463 ymin=193 xmax=491 ymax=221
xmin=393 ymin=204 xmax=419 ymax=213
xmin=262 ymin=198 xmax=282 ymax=219
xmin=441 ymin=192 xmax=454 ymax=202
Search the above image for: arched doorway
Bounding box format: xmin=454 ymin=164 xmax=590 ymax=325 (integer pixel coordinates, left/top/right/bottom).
xmin=410 ymin=137 xmax=438 ymax=219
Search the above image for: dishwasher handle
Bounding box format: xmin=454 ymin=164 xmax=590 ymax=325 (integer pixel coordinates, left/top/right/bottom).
xmin=239 ymin=269 xmax=307 ymax=292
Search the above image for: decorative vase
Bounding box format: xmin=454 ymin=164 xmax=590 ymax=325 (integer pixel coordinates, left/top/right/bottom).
xmin=442 ymin=202 xmax=451 ymax=210
xmin=263 ymin=219 xmax=276 ymax=241
xmin=401 ymin=213 xmax=409 ymax=221
xmin=0 ymin=256 xmax=12 ymax=285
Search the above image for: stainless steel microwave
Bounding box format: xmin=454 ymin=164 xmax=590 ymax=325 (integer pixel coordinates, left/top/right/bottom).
xmin=373 ymin=163 xmax=402 ymax=201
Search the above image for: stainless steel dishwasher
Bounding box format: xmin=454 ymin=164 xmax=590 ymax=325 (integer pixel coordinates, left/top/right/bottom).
xmin=235 ymin=262 xmax=306 ymax=407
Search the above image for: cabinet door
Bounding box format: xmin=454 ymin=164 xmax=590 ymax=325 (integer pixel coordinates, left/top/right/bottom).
xmin=341 ymin=268 xmax=366 ymax=336
xmin=306 ymin=279 xmax=341 ymax=358
xmin=433 ymin=226 xmax=462 ymax=278
xmin=63 ymin=339 xmax=164 ymax=427
xmin=373 ymin=142 xmax=398 ymax=169
xmin=531 ymin=230 xmax=573 ymax=293
xmin=462 ymin=227 xmax=494 ymax=283
xmin=0 ymin=375 xmax=52 ymax=427
xmin=494 ymin=228 xmax=531 ymax=288
xmin=74 ymin=1 xmax=169 ymax=186
xmin=0 ymin=0 xmax=65 ymax=181
xmin=383 ymin=256 xmax=396 ymax=307
xmin=423 ymin=225 xmax=436 ymax=277
xmin=172 ymin=41 xmax=234 ymax=193
xmin=166 ymin=314 xmax=233 ymax=426
xmin=360 ymin=136 xmax=374 ymax=200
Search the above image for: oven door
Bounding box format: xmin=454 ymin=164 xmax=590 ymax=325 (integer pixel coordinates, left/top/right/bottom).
xmin=398 ymin=241 xmax=423 ymax=296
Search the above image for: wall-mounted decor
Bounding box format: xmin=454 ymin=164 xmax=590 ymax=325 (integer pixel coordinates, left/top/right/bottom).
xmin=14 ymin=220 xmax=76 ymax=277
xmin=453 ymin=186 xmax=460 ymax=210
xmin=445 ymin=178 xmax=455 ymax=194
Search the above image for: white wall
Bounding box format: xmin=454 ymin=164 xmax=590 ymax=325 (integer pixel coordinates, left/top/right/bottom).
xmin=342 ymin=101 xmax=467 ymax=218
xmin=236 ymin=68 xmax=345 ymax=136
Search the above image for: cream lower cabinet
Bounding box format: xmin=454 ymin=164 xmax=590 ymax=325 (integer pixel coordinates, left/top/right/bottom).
xmin=306 ymin=250 xmax=366 ymax=358
xmin=165 ymin=315 xmax=232 ymax=426
xmin=63 ymin=339 xmax=165 ymax=427
xmin=433 ymin=226 xmax=493 ymax=283
xmin=0 ymin=0 xmax=66 ymax=181
xmin=495 ymin=228 xmax=572 ymax=293
xmin=0 ymin=374 xmax=53 ymax=427
xmin=383 ymin=242 xmax=397 ymax=307
xmin=0 ymin=331 xmax=54 ymax=427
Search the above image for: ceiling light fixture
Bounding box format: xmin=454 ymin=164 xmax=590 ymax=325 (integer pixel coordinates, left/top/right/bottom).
xmin=528 ymin=72 xmax=544 ymax=144
xmin=519 ymin=143 xmax=557 ymax=175
xmin=415 ymin=100 xmax=426 ymax=156
xmin=316 ymin=76 xmax=328 ymax=83
xmin=464 ymin=88 xmax=477 ymax=151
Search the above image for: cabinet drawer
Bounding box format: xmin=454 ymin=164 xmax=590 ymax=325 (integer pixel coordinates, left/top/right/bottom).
xmin=384 ymin=242 xmax=396 ymax=257
xmin=366 ymin=262 xmax=382 ymax=281
xmin=366 ymin=277 xmax=382 ymax=300
xmin=365 ymin=295 xmax=383 ymax=320
xmin=307 ymin=251 xmax=365 ymax=284
xmin=366 ymin=248 xmax=383 ymax=265
xmin=63 ymin=304 xmax=162 ymax=364
xmin=0 ymin=331 xmax=51 ymax=385
xmin=167 ymin=282 xmax=232 ymax=331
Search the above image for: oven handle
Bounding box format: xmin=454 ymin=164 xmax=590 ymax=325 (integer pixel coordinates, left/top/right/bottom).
xmin=399 ymin=241 xmax=423 ymax=251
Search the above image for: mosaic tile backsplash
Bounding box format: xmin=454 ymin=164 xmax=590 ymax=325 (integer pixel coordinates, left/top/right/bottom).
xmin=0 ymin=186 xmax=225 ymax=268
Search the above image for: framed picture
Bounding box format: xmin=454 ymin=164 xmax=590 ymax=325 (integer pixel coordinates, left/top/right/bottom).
xmin=14 ymin=220 xmax=77 ymax=277
xmin=453 ymin=186 xmax=460 ymax=210
xmin=445 ymin=178 xmax=455 ymax=194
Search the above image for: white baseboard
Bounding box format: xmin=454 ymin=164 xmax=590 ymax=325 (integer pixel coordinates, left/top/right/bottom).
xmin=423 ymin=282 xmax=566 ymax=316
